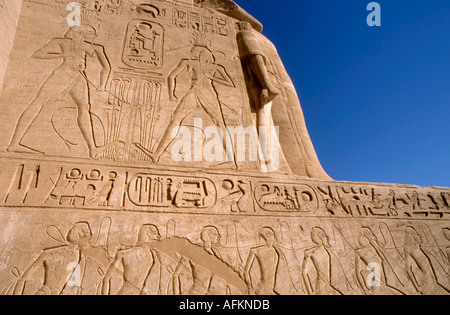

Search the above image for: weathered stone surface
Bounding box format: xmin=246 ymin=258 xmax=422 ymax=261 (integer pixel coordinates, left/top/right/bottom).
xmin=0 ymin=0 xmax=23 ymax=87
xmin=0 ymin=0 xmax=448 ymax=295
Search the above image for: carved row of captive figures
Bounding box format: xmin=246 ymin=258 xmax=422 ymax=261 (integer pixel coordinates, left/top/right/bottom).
xmin=4 ymin=219 xmax=450 ymax=295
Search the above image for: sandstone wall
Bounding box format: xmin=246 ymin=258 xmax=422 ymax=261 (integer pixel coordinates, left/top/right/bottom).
xmin=0 ymin=0 xmax=448 ymax=295
xmin=0 ymin=0 xmax=23 ymax=88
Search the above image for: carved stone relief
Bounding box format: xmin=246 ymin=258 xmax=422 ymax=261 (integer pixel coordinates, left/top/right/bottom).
xmin=1 ymin=214 xmax=449 ymax=295
xmin=0 ymin=0 xmax=448 ymax=296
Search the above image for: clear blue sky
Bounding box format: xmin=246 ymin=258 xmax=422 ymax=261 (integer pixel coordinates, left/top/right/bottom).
xmin=237 ymin=0 xmax=450 ymax=187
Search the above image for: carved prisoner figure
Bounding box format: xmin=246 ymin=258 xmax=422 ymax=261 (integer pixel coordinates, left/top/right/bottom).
xmin=404 ymin=227 xmax=450 ymax=295
xmin=354 ymin=227 xmax=403 ymax=295
xmin=102 ymin=225 xmax=162 ymax=295
xmin=244 ymin=227 xmax=293 ymax=295
xmin=172 ymin=226 xmax=226 ymax=295
xmin=13 ymin=222 xmax=95 ymax=295
xmin=302 ymin=228 xmax=342 ymax=295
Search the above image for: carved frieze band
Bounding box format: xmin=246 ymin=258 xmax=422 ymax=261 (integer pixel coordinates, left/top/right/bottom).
xmin=0 ymin=158 xmax=448 ymax=219
xmin=2 ymin=215 xmax=449 ymax=295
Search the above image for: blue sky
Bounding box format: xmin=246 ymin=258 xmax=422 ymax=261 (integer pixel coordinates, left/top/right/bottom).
xmin=236 ymin=0 xmax=450 ymax=187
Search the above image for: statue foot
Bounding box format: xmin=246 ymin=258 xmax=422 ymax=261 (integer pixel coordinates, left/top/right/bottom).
xmin=89 ymin=143 xmax=117 ymax=159
xmin=6 ymin=144 xmax=43 ymax=155
xmin=261 ymin=88 xmax=279 ymax=105
xmin=266 ymin=85 xmax=279 ymax=102
xmin=134 ymin=143 xmax=158 ymax=163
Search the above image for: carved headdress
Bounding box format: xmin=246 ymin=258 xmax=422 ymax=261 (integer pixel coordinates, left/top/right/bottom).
xmin=78 ymin=11 xmax=101 ymax=31
xmin=65 ymin=10 xmax=101 ymax=47
xmin=189 ymin=32 xmax=215 ymax=62
xmin=190 ymin=32 xmax=212 ymax=48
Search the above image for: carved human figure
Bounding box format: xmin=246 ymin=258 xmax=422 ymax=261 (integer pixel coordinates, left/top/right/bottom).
xmin=355 ymin=227 xmax=402 ymax=295
xmin=302 ymin=227 xmax=341 ymax=295
xmin=442 ymin=228 xmax=450 ymax=264
xmin=404 ymin=227 xmax=449 ymax=295
xmin=136 ymin=33 xmax=236 ymax=165
xmin=13 ymin=222 xmax=93 ymax=295
xmin=244 ymin=227 xmax=292 ymax=295
xmin=102 ymin=224 xmax=162 ymax=295
xmin=172 ymin=226 xmax=225 ymax=295
xmin=242 ymin=27 xmax=331 ymax=179
xmin=237 ymin=21 xmax=279 ymax=116
xmin=7 ymin=15 xmax=111 ymax=158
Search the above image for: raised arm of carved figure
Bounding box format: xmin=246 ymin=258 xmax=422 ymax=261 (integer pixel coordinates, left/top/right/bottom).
xmin=31 ymin=39 xmax=64 ymax=60
xmin=93 ymin=44 xmax=111 ymax=91
xmin=167 ymin=59 xmax=188 ymax=101
xmin=207 ymin=65 xmax=235 ymax=88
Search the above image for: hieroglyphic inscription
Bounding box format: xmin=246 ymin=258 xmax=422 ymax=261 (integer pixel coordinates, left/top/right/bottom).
xmin=317 ymin=185 xmax=450 ymax=219
xmin=173 ymin=8 xmax=230 ymax=36
xmin=122 ymin=20 xmax=164 ymax=69
xmin=255 ymin=183 xmax=318 ymax=213
xmin=1 ymin=158 xmax=450 ymax=219
xmin=128 ymin=174 xmax=216 ymax=209
xmin=0 ymin=162 xmax=122 ymax=209
xmin=220 ymin=179 xmax=253 ymax=213
xmin=45 ymin=168 xmax=117 ymax=207
xmin=55 ymin=0 xmax=123 ymax=15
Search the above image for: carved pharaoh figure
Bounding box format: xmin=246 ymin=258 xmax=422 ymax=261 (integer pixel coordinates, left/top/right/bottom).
xmin=136 ymin=32 xmax=237 ymax=165
xmin=7 ymin=12 xmax=111 ymax=159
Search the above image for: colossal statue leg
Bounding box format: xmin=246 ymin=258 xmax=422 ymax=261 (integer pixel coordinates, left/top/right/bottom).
xmin=236 ymin=20 xmax=331 ymax=180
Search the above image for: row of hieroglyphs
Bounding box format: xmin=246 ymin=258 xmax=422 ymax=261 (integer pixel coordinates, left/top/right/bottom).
xmin=1 ymin=217 xmax=449 ymax=295
xmin=54 ymin=0 xmax=124 ymax=15
xmin=318 ymin=184 xmax=450 ymax=219
xmin=0 ymin=162 xmax=218 ymax=210
xmin=55 ymin=0 xmax=231 ymax=36
xmin=0 ymin=161 xmax=449 ymax=218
